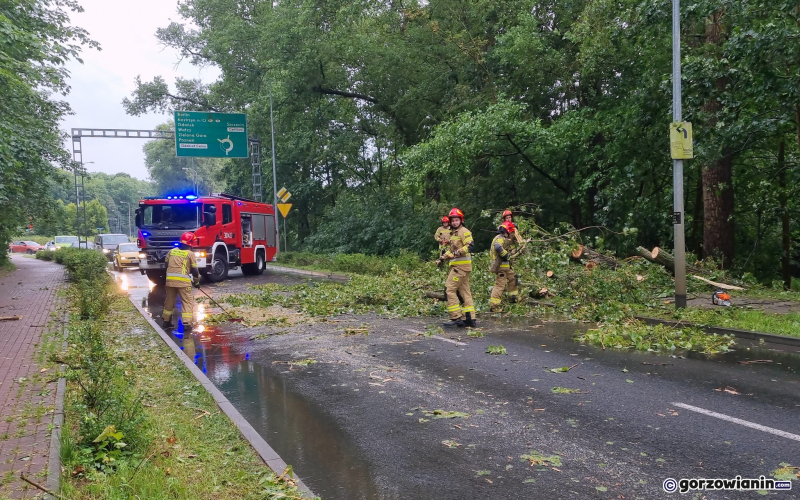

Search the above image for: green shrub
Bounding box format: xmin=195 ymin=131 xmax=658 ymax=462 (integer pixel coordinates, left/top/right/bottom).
xmin=57 ymin=247 xmax=108 ymax=282
xmin=278 ymin=250 xmax=426 ymax=276
xmin=36 ymin=250 xmax=55 ymax=261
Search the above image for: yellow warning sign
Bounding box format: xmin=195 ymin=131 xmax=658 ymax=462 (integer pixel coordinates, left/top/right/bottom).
xmin=277 ymin=203 xmax=292 ymax=218
xmin=670 ymin=121 xmax=693 ymax=159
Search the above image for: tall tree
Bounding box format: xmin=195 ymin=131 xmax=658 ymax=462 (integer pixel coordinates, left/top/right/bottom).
xmin=0 ymin=0 xmax=97 ymax=263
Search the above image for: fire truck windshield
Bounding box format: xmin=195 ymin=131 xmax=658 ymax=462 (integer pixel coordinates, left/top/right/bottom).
xmin=139 ymin=204 xmax=200 ymax=230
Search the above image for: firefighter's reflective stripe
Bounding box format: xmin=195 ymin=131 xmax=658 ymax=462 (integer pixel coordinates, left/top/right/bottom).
xmin=461 ymin=305 xmax=475 ymax=313
xmin=449 ymin=257 xmax=472 ymax=266
xmin=490 ymin=297 xmax=502 ymax=304
xmin=499 ymin=262 xmax=510 ymax=269
xmin=446 ymin=304 xmax=462 ymax=312
xmin=166 ymin=273 xmax=191 ymax=282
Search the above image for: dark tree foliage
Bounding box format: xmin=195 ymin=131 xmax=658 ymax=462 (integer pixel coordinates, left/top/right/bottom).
xmin=124 ymin=0 xmax=799 ymax=283
xmin=0 ymin=0 xmax=97 ymax=263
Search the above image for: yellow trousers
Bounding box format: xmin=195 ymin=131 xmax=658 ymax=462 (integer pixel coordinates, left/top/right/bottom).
xmin=445 ymin=268 xmax=475 ymax=320
xmin=490 ymin=267 xmax=519 ymax=310
xmin=163 ymin=286 xmax=194 ymax=325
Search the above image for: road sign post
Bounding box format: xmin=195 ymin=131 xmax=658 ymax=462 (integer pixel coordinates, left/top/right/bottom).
xmin=277 ymin=188 xmax=292 ymax=251
xmin=174 ymin=111 xmax=248 ymax=158
xmin=672 ymin=0 xmax=688 ymax=309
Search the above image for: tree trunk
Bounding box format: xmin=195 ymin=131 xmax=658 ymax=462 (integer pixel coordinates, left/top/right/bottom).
xmin=701 ymin=9 xmax=735 ymax=268
xmin=425 ymin=171 xmax=440 ymax=202
xmin=702 ymin=156 xmax=735 ymax=266
xmin=651 ymin=247 xmax=707 ymax=276
xmin=778 ymin=140 xmax=791 ymax=289
xmin=691 ymin=166 xmax=703 ymax=256
xmin=570 ymin=245 xmax=619 ymax=269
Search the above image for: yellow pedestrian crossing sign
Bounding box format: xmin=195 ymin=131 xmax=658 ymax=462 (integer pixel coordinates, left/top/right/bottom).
xmin=277 ymin=203 xmax=292 ymax=218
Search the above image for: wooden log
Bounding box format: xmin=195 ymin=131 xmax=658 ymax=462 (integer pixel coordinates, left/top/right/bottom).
xmin=545 ymin=270 xmax=554 ymax=279
xmin=571 ymin=244 xmax=619 ymax=269
xmin=651 ymin=247 xmax=706 ymax=276
xmin=424 ymin=291 xmax=446 ymax=301
xmin=636 ymin=246 xmax=656 ymax=263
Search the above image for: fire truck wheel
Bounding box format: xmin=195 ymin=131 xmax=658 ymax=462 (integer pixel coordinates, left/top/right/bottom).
xmin=242 ymin=252 xmax=265 ymax=276
xmin=207 ymin=252 xmax=229 ymax=282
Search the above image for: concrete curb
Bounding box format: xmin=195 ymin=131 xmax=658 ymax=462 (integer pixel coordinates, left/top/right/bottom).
xmin=129 ymin=297 xmax=316 ymax=498
xmin=45 ymin=376 xmax=66 ymax=500
xmin=265 ymin=264 xmax=350 ymax=282
xmin=635 ymin=316 xmax=800 ymax=348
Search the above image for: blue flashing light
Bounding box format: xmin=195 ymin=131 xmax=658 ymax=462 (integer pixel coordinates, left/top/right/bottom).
xmin=179 ymin=196 xmax=184 ymax=199
xmin=186 ymin=195 xmax=198 ymax=200
xmin=173 ymin=242 xmax=180 ymax=246
xmin=167 ymin=196 xmax=172 ymax=200
xmin=237 ymin=202 xmax=242 ymax=205
xmin=141 ymin=232 xmax=150 ymax=237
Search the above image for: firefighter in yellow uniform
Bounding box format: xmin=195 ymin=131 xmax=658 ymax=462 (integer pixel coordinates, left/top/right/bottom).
xmin=162 ymin=231 xmax=201 ymax=329
xmin=502 ymin=209 xmax=524 ymax=245
xmin=434 ymin=216 xmax=451 ymax=257
xmin=442 ymin=208 xmax=476 ymax=328
xmin=489 ymin=221 xmax=519 ymax=312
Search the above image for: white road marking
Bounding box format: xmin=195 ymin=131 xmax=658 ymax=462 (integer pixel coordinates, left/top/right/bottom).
xmin=431 ymin=336 xmax=467 ymax=346
xmin=673 ymin=402 xmax=800 ymax=442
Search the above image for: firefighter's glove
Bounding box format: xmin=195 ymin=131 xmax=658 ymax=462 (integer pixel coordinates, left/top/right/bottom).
xmin=443 ymin=251 xmax=455 ymax=260
xmin=193 ymin=278 xmax=201 ymax=289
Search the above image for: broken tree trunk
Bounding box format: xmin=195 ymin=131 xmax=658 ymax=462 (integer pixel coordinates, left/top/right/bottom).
xmin=651 ymin=247 xmax=707 ymax=276
xmin=571 ymin=245 xmax=619 ymax=269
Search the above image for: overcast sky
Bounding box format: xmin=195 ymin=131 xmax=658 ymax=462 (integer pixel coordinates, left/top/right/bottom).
xmin=62 ymin=0 xmax=219 ymax=181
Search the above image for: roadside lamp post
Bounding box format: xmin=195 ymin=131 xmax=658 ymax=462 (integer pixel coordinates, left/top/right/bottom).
xmin=182 ymin=166 xmax=198 ymax=194
xmin=119 ymin=202 xmax=131 ymax=240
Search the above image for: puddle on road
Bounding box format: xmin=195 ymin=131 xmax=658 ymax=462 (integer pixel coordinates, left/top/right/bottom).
xmin=119 ymin=270 xmax=390 ymax=500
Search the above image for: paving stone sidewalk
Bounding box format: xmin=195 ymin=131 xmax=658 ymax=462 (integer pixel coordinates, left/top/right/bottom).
xmin=0 ymin=255 xmax=66 ymax=499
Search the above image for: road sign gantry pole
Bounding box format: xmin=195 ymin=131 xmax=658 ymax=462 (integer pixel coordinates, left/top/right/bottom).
xmin=672 ymin=0 xmax=688 ymax=309
xmin=270 ymin=83 xmax=279 ymax=257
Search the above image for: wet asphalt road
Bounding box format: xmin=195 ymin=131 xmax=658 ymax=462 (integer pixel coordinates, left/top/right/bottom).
xmin=117 ymin=267 xmax=800 ymax=499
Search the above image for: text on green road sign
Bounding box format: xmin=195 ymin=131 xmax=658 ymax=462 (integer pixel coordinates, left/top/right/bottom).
xmin=174 ymin=111 xmax=248 ymax=158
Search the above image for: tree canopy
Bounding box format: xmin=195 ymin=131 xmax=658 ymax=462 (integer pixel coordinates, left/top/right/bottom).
xmin=124 ymin=0 xmax=800 ymax=284
xmin=0 ymin=0 xmax=97 ymax=263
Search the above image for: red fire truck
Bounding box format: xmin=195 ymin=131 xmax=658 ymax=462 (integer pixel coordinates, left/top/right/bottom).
xmin=134 ymin=193 xmax=277 ymax=284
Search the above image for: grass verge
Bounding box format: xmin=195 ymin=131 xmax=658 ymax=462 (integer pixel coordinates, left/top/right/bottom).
xmin=44 ymin=247 xmax=308 ymax=499
xmin=643 ymin=307 xmax=800 ymax=338
xmin=58 ymin=295 xmax=308 ymax=499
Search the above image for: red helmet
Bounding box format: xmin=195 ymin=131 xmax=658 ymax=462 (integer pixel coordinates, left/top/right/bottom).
xmin=502 ymin=209 xmax=513 ymax=219
xmin=501 ymin=221 xmax=516 ymax=234
xmin=441 ymin=216 xmax=450 ymax=224
xmin=180 ymin=232 xmax=196 ymax=245
xmin=448 ymin=207 xmax=464 ymax=220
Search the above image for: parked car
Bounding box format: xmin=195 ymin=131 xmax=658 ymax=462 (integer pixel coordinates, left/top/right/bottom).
xmin=8 ymin=241 xmax=44 ymax=254
xmin=113 ymin=243 xmax=141 ymax=271
xmin=94 ymin=234 xmax=129 ymax=261
xmin=44 ymin=235 xmax=80 ymax=251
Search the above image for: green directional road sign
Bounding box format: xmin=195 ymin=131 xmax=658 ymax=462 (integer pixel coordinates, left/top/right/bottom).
xmin=174 ymin=111 xmax=248 ymax=158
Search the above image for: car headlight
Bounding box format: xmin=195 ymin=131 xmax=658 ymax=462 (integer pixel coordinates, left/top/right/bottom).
xmin=194 ymin=251 xmax=206 ymax=258
xmin=138 ymin=253 xmax=147 ymax=259
xmin=102 ymin=248 xmax=109 ymax=254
